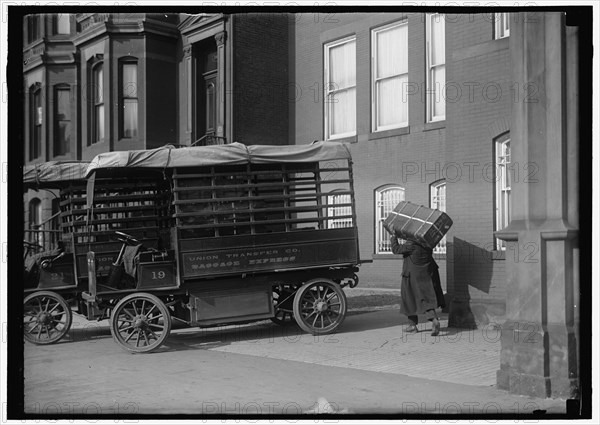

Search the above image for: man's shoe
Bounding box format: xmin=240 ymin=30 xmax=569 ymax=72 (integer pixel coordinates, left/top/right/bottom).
xmin=431 ymin=318 xmax=440 ymax=336
xmin=406 ymin=324 xmax=418 ymax=333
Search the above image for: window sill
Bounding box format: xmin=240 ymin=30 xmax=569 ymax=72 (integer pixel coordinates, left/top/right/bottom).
xmin=368 ymin=126 xmax=410 ymax=141
xmin=326 ymin=135 xmax=357 ymax=144
xmin=47 ymin=34 xmax=72 ymax=40
xmin=423 ymin=120 xmax=446 ymax=132
xmin=372 ymin=253 xmax=399 ymax=260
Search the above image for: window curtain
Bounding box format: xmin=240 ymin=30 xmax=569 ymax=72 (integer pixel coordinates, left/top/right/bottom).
xmin=429 ymin=15 xmax=446 ymax=120
xmin=376 ymin=24 xmax=408 ymax=128
xmin=56 ymin=14 xmax=70 ymax=34
xmin=376 ymin=188 xmax=405 ymax=253
xmin=431 ymin=182 xmax=447 ymax=253
xmin=56 ymin=88 xmax=71 ymax=155
xmin=93 ymin=64 xmax=104 ymax=142
xmin=328 ymin=40 xmax=356 ymax=137
xmin=122 ymin=63 xmax=138 ymax=138
xmin=495 ymin=139 xmax=511 ymax=249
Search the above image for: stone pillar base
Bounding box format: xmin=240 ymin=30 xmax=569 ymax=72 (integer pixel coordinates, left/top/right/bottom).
xmin=497 ymin=320 xmax=579 ymax=399
xmin=497 ymin=369 xmax=578 ymax=399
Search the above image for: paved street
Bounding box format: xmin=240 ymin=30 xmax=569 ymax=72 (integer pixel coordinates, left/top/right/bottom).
xmin=23 ymin=300 xmax=567 ymax=416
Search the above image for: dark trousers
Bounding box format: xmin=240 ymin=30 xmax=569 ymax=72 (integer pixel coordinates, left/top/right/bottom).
xmin=408 ymin=309 xmax=437 ymax=325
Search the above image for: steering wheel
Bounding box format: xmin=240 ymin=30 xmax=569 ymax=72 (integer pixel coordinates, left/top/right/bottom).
xmin=114 ymin=231 xmax=141 ymax=246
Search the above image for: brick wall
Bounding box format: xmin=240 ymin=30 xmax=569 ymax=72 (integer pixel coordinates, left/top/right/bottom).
xmin=445 ymin=13 xmax=511 ymax=326
xmin=294 ymin=12 xmax=448 ymax=292
xmin=294 ymin=12 xmax=512 ymax=325
xmin=145 ymin=35 xmax=178 ymax=149
xmin=233 ymin=13 xmax=290 ymax=146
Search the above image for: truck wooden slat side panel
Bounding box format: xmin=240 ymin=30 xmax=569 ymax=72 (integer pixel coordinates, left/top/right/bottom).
xmin=171 ymin=158 xmax=358 ymax=282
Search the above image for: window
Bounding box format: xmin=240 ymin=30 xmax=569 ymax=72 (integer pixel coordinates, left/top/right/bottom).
xmin=324 ymin=36 xmax=356 ymax=139
xmin=375 ymin=186 xmax=405 ymax=254
xmin=494 ymin=13 xmax=510 ymax=39
xmin=27 ymin=15 xmax=41 ymax=44
xmin=495 ymin=136 xmax=511 ymax=250
xmin=54 ymin=85 xmax=71 ymax=156
xmin=327 ymin=192 xmax=353 ymax=229
xmin=372 ymin=21 xmax=408 ymax=132
xmin=430 ymin=180 xmax=447 ymax=254
xmin=29 ymin=199 xmax=42 ymax=229
xmin=426 ymin=13 xmax=445 ymax=122
xmin=54 ymin=14 xmax=70 ymax=35
xmin=120 ymin=61 xmax=138 ymax=138
xmin=90 ymin=61 xmax=104 ymax=144
xmin=30 ymin=84 xmax=42 ymax=160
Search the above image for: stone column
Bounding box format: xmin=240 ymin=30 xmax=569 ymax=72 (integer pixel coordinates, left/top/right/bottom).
xmin=215 ymin=31 xmax=227 ymax=139
xmin=495 ymin=12 xmax=579 ymax=399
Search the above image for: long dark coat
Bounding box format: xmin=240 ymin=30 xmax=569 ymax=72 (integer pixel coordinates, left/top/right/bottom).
xmin=391 ymin=237 xmax=445 ymax=315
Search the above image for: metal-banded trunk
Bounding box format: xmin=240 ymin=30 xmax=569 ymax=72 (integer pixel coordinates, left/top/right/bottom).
xmin=383 ymin=200 xmax=453 ymax=250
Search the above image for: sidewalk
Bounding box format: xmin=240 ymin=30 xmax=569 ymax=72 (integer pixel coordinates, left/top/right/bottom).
xmin=168 ymin=308 xmax=567 ymax=414
xmin=62 ymin=300 xmax=566 ymax=412
xmin=193 ymin=308 xmax=498 ymax=388
xmin=64 ymin=288 xmax=569 ymax=414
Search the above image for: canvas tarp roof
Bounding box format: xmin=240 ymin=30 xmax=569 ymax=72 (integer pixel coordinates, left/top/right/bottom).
xmin=85 ymin=141 xmax=351 ymax=177
xmin=23 ymin=161 xmax=90 ymax=188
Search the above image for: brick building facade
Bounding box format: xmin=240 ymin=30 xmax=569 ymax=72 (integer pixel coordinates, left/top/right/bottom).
xmin=292 ymin=12 xmax=517 ymax=327
xmin=22 ymin=12 xmax=290 ymax=247
xmin=20 ymin=10 xmax=583 ymax=398
xmin=20 ymin=11 xmax=555 ymax=327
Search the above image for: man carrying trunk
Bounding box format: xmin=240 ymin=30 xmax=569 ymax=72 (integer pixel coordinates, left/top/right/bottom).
xmin=390 ymin=236 xmax=446 ymax=336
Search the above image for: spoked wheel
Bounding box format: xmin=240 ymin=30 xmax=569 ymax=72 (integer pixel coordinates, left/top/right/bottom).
xmin=292 ymin=278 xmax=347 ymax=335
xmin=271 ymin=284 xmax=297 ymax=326
xmin=23 ymin=291 xmax=73 ymax=345
xmin=110 ymin=293 xmax=171 ymax=353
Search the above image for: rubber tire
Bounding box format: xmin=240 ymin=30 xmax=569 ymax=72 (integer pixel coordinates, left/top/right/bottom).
xmin=23 ymin=291 xmax=73 ymax=345
xmin=110 ymin=293 xmax=172 ymax=354
xmin=292 ymin=278 xmax=347 ymax=335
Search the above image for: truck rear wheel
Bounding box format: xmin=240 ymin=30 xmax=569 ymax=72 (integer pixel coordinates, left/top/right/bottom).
xmin=293 ymin=278 xmax=347 ymax=335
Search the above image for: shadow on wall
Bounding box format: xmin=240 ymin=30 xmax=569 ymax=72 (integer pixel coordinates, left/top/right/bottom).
xmin=448 ymin=238 xmax=504 ymax=328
